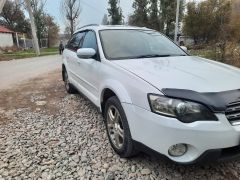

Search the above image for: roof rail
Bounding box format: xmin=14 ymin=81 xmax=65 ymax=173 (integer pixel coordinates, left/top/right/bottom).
xmin=78 ymin=24 xmax=99 ymax=29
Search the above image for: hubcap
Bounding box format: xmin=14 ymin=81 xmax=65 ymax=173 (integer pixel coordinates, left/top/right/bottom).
xmin=107 ymin=105 xmax=124 ymax=149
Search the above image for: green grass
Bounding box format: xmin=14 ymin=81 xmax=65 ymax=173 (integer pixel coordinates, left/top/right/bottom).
xmin=189 ymin=49 xmax=217 ymax=60
xmin=1 ymin=47 xmax=59 ymax=61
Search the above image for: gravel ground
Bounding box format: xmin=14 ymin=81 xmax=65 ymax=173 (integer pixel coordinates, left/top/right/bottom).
xmin=0 ymin=70 xmax=240 ymax=180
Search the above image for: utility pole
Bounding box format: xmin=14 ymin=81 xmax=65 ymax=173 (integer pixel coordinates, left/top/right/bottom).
xmin=24 ymin=0 xmax=40 ymax=56
xmin=174 ymin=0 xmax=180 ymax=43
xmin=0 ymin=0 xmax=6 ymax=13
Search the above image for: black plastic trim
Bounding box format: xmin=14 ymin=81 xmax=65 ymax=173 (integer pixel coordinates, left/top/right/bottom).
xmin=162 ymin=89 xmax=240 ymax=112
xmin=133 ymin=140 xmax=240 ymax=165
xmin=66 ymin=29 xmax=101 ymax=62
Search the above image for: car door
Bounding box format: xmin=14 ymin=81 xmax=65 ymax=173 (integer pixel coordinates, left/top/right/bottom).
xmin=65 ymin=32 xmax=85 ymax=83
xmin=75 ymin=30 xmax=100 ymax=105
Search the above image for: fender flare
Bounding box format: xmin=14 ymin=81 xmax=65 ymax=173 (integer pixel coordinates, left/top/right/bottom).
xmin=99 ymin=79 xmax=132 ymax=107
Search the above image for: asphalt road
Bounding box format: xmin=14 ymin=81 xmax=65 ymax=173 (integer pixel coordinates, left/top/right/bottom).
xmin=0 ymin=55 xmax=61 ymax=90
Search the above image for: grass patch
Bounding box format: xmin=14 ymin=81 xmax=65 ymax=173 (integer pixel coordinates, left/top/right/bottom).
xmin=189 ymin=48 xmax=240 ymax=68
xmin=0 ymin=47 xmax=59 ymax=61
xmin=189 ymin=49 xmax=217 ymax=60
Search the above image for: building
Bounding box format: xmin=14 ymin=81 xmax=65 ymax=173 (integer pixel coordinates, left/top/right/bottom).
xmin=0 ymin=26 xmax=14 ymax=47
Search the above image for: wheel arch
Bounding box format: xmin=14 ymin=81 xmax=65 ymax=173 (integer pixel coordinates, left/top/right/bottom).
xmin=100 ymin=81 xmax=132 ymax=114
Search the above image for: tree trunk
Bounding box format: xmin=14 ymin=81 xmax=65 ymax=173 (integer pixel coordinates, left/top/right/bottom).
xmin=24 ymin=0 xmax=40 ymax=56
xmin=0 ymin=0 xmax=6 ymax=13
xmin=70 ymin=19 xmax=74 ymax=35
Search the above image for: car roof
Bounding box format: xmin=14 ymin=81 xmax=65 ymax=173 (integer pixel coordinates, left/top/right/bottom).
xmin=74 ymin=24 xmax=149 ymax=33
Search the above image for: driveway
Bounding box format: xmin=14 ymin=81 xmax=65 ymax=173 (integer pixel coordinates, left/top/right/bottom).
xmin=0 ymin=68 xmax=239 ymax=179
xmin=0 ymin=55 xmax=61 ymax=90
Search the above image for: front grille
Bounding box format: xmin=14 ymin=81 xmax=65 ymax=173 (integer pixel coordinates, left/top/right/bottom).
xmin=225 ymin=101 xmax=240 ymax=126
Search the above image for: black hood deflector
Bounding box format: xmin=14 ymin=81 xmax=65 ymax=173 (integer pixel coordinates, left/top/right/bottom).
xmin=162 ymin=88 xmax=240 ymax=112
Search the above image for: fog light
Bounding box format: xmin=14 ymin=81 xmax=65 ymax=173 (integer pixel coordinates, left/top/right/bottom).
xmin=168 ymin=144 xmax=187 ymax=157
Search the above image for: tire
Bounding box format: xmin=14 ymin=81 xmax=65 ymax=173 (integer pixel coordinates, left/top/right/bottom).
xmin=104 ymin=96 xmax=138 ymax=158
xmin=63 ymin=69 xmax=77 ymax=94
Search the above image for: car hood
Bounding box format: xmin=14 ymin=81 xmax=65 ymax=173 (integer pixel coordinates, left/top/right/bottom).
xmin=113 ymin=56 xmax=240 ymax=93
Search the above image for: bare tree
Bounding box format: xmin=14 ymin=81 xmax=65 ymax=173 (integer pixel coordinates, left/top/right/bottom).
xmin=30 ymin=0 xmax=46 ymax=13
xmin=0 ymin=0 xmax=30 ymax=34
xmin=61 ymin=0 xmax=81 ymax=35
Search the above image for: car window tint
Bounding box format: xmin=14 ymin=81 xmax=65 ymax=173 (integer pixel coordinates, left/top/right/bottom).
xmin=82 ymin=31 xmax=97 ymax=51
xmin=100 ymin=30 xmax=187 ymax=60
xmin=67 ymin=32 xmax=85 ymax=51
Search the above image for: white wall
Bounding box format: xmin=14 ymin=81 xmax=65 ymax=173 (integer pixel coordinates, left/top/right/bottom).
xmin=0 ymin=33 xmax=14 ymax=47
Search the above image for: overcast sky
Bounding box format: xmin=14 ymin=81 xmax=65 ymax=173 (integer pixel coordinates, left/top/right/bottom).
xmin=44 ymin=0 xmax=134 ymax=33
xmin=43 ymin=0 xmax=201 ymax=34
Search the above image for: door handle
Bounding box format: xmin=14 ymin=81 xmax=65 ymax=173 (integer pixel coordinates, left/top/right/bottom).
xmin=77 ymin=60 xmax=81 ymax=64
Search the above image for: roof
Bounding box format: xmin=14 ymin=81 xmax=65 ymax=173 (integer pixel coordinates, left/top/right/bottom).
xmin=0 ymin=26 xmax=14 ymax=33
xmin=75 ymin=24 xmax=149 ymax=33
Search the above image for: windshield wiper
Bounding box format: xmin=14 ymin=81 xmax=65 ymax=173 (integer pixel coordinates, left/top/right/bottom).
xmin=133 ymin=54 xmax=186 ymax=59
xmin=133 ymin=54 xmax=170 ymax=59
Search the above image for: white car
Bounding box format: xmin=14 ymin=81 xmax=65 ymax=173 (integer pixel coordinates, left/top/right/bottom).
xmin=62 ymin=25 xmax=240 ymax=164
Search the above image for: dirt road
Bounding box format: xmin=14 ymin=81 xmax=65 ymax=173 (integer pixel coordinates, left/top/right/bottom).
xmin=0 ymin=55 xmax=61 ymax=90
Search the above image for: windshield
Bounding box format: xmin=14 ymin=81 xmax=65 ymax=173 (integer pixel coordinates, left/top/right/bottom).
xmin=99 ymin=29 xmax=187 ymax=60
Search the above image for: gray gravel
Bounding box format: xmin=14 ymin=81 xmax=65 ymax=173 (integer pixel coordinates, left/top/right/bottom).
xmin=1 ymin=82 xmax=240 ymax=179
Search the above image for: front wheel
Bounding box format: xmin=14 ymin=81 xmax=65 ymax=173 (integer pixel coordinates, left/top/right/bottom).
xmin=104 ymin=96 xmax=138 ymax=158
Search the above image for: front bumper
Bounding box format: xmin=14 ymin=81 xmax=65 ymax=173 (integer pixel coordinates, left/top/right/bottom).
xmin=122 ymin=103 xmax=240 ymax=164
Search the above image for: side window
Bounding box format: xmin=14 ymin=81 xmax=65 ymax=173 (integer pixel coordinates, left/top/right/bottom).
xmin=66 ymin=32 xmax=85 ymax=51
xmin=82 ymin=31 xmax=98 ymax=51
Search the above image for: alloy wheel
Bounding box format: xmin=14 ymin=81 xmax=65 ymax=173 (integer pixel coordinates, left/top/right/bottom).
xmin=106 ymin=105 xmax=125 ymax=149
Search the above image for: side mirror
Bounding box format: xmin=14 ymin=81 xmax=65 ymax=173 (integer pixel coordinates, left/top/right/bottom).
xmin=180 ymin=46 xmax=188 ymax=52
xmin=77 ymin=48 xmax=96 ymax=59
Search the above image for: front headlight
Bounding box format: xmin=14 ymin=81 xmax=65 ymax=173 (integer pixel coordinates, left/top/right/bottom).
xmin=148 ymin=94 xmax=218 ymax=123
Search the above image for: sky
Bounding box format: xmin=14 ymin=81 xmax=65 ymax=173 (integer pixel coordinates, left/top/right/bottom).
xmin=43 ymin=0 xmax=201 ymax=34
xmin=44 ymin=0 xmax=134 ymax=34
